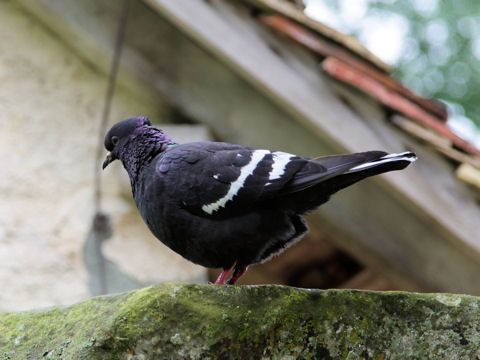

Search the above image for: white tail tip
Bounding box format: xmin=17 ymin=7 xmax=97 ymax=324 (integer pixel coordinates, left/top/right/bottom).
xmin=348 ymin=151 xmax=417 ymax=172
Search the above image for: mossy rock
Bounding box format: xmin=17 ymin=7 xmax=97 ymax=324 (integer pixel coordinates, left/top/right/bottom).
xmin=1 ymin=283 xmax=479 ymax=359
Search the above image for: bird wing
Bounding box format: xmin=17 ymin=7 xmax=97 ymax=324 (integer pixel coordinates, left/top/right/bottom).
xmin=156 ymin=142 xmax=311 ymax=217
xmin=157 ymin=143 xmax=412 ymax=217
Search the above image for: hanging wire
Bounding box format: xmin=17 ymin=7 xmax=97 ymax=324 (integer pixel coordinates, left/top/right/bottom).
xmin=88 ymin=0 xmax=130 ymax=295
xmin=94 ymin=0 xmax=131 ymax=215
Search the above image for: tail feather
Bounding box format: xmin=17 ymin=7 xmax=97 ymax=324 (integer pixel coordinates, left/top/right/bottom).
xmin=274 ymin=150 xmax=417 ymax=214
xmin=346 ymin=151 xmax=417 ymax=173
xmin=326 ymin=151 xmax=417 ymax=195
xmin=281 ymin=151 xmax=416 ymax=196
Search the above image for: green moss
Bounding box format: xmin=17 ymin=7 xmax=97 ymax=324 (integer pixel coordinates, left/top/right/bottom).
xmin=1 ymin=284 xmax=480 ymax=358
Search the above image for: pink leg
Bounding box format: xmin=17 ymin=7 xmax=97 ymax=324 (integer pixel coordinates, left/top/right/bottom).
xmin=226 ymin=266 xmax=248 ymax=285
xmin=213 ymin=262 xmax=236 ymax=285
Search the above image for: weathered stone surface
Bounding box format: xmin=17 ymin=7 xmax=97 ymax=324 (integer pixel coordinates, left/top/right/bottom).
xmin=1 ymin=284 xmax=479 ymax=359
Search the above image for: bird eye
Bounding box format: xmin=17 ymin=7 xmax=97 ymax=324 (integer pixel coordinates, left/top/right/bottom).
xmin=111 ymin=136 xmax=119 ymax=146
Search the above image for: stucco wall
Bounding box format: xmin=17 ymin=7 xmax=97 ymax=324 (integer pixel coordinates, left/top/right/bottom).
xmin=0 ymin=1 xmax=204 ymax=311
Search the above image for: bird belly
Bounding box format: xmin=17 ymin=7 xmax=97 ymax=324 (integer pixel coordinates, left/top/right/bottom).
xmin=143 ymin=204 xmax=308 ymax=270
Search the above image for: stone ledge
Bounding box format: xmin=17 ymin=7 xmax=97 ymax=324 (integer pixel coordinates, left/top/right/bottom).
xmin=1 ymin=283 xmax=478 ymax=359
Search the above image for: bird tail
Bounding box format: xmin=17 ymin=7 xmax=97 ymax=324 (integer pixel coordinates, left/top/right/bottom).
xmin=327 ymin=151 xmax=417 ymax=193
xmin=345 ymin=151 xmax=417 ymax=174
xmin=286 ymin=151 xmax=416 ymax=195
xmin=276 ymin=150 xmax=417 ymax=214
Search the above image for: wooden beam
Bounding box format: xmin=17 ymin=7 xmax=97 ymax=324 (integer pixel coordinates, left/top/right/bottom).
xmin=323 ymin=57 xmax=480 ymax=156
xmin=457 ymin=163 xmax=480 ymax=190
xmin=258 ymin=14 xmax=448 ymax=121
xmin=142 ymin=0 xmax=390 ymax=153
xmin=391 ymin=115 xmax=480 ymax=169
xmin=242 ymin=0 xmax=392 ymax=73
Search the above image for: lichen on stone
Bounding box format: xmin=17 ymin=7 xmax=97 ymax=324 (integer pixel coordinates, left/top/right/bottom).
xmin=1 ymin=284 xmax=480 ymax=359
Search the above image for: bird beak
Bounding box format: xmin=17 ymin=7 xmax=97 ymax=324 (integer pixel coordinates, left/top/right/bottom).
xmin=102 ymin=152 xmax=116 ymax=170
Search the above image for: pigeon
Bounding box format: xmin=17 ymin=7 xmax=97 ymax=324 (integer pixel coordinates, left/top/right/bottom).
xmin=102 ymin=116 xmax=416 ymax=285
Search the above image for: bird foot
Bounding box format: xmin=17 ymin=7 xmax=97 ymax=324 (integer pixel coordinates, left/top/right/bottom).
xmin=226 ymin=266 xmax=248 ymax=285
xmin=213 ymin=262 xmax=236 ymax=285
xmin=213 ymin=262 xmax=249 ymax=285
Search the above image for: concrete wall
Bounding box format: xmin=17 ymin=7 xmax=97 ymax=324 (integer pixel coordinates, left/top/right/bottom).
xmin=0 ymin=1 xmax=204 ymax=311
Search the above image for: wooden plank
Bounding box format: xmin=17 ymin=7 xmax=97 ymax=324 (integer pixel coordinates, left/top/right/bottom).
xmin=323 ymin=57 xmax=480 ymax=156
xmin=392 ymin=115 xmax=480 ymax=169
xmin=258 ymin=14 xmax=448 ymax=121
xmin=241 ymin=0 xmax=392 ymax=73
xmin=18 ymin=0 xmax=480 ymax=294
xmin=142 ymin=0 xmax=390 ymax=153
xmin=457 ymin=163 xmax=480 ymax=190
xmin=391 ymin=115 xmax=452 ymax=149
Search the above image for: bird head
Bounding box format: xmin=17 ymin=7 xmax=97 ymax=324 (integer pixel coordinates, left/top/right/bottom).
xmin=102 ymin=116 xmax=151 ymax=169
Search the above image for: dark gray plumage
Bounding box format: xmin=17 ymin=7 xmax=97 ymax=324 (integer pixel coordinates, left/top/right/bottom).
xmin=103 ymin=116 xmax=416 ymax=284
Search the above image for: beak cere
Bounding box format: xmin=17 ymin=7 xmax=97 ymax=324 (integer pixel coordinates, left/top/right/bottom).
xmin=102 ymin=152 xmax=116 ymax=170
